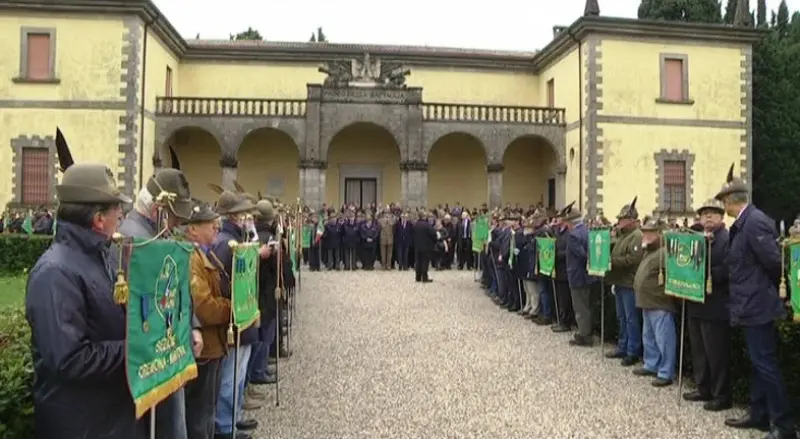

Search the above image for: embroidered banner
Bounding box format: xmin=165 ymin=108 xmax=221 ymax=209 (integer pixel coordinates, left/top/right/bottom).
xmin=787 ymin=239 xmax=800 ymax=320
xmin=302 ymin=224 xmax=312 ymax=248
xmin=472 ymin=216 xmax=490 ymax=252
xmin=664 ymin=231 xmax=706 ymax=303
xmin=232 ymin=243 xmax=260 ymax=330
xmin=289 ymin=228 xmax=298 ymax=276
xmin=125 ymin=239 xmax=197 ymax=419
xmin=536 ymin=237 xmax=556 ymax=277
xmin=588 ymin=228 xmax=612 ymax=276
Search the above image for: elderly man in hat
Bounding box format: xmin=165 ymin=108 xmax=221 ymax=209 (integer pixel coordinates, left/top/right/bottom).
xmin=181 ymin=199 xmax=232 ymax=439
xmin=551 ymin=203 xmax=576 ymax=333
xmin=522 ymin=209 xmax=555 ymax=324
xmin=26 ymin=163 xmax=146 ymax=438
xmin=563 ymin=203 xmax=597 ymax=346
xmin=119 ymin=169 xmax=203 ymax=439
xmin=210 ymin=191 xmax=260 ymax=439
xmin=605 ymin=197 xmax=644 ymax=366
xmin=681 ymin=198 xmax=732 ymax=411
xmin=715 ymin=166 xmax=795 ymax=438
xmin=632 ymin=217 xmax=676 ymax=387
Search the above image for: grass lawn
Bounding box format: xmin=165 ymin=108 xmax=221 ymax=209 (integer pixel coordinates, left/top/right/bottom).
xmin=0 ymin=276 xmax=26 ymax=307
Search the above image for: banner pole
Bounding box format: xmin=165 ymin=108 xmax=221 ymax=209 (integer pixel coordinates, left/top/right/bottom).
xmin=677 ymin=300 xmax=686 ymax=404
xmin=231 ymin=340 xmax=240 ymax=437
xmin=600 ymin=279 xmax=605 ymax=357
xmin=149 ymin=405 xmax=156 ymax=439
xmin=551 ymin=277 xmax=560 ymax=327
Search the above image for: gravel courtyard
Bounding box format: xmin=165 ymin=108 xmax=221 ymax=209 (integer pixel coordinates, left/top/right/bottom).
xmin=252 ymin=269 xmax=760 ymax=439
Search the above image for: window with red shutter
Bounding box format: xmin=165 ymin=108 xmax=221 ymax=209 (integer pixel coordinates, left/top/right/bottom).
xmin=663 ymin=58 xmax=684 ymax=102
xmin=26 ymin=33 xmax=51 ymax=80
xmin=21 ymin=148 xmax=51 ymax=205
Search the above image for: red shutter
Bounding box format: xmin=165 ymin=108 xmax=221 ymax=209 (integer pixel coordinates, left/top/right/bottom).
xmin=26 ymin=34 xmax=51 ymax=80
xmin=664 ymin=59 xmax=684 ymax=101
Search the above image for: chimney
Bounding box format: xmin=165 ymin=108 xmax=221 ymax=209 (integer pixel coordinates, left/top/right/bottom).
xmin=733 ymin=0 xmax=752 ymax=27
xmin=584 ymin=0 xmax=600 ymax=16
xmin=553 ymin=26 xmax=567 ymax=38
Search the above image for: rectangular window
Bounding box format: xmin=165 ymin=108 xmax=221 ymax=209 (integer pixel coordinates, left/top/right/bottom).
xmin=26 ymin=33 xmax=52 ymax=80
xmin=21 ymin=147 xmax=50 ymax=205
xmin=165 ymin=66 xmax=173 ymax=97
xmin=662 ymin=160 xmax=686 ymax=213
xmin=664 ymin=58 xmax=684 ymax=101
xmin=547 ymin=78 xmax=555 ymax=107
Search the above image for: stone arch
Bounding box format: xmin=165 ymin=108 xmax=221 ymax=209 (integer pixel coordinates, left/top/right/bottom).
xmin=501 ymin=134 xmax=564 ymax=208
xmin=229 ymin=120 xmax=305 ymax=160
xmin=325 ymin=122 xmax=402 ymax=207
xmin=160 ymin=126 xmax=223 ymax=202
xmin=237 ymin=127 xmax=301 ymax=200
xmin=427 ymin=132 xmax=488 ymax=208
xmin=320 ymin=114 xmax=407 ymax=163
xmin=422 ymin=125 xmax=491 ymax=163
xmin=493 ymin=127 xmax=566 ymax=169
xmin=156 ymin=120 xmax=226 ymax=160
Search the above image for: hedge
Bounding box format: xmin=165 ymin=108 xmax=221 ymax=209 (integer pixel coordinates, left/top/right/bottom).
xmin=2 ymin=234 xmax=800 ymax=437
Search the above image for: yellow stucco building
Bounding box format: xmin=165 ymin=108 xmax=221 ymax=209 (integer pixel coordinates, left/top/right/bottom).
xmin=0 ymin=0 xmax=761 ymax=216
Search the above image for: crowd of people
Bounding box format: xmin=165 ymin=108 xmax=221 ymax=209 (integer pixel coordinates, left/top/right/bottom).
xmin=475 ymin=169 xmax=796 ymax=439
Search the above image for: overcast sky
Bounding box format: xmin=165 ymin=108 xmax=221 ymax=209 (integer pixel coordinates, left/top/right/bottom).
xmin=153 ymin=0 xmax=800 ymax=51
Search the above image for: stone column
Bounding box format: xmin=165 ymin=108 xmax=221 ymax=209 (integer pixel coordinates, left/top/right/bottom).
xmin=486 ymin=163 xmax=504 ymax=208
xmin=219 ymin=155 xmax=238 ymax=190
xmin=299 ymin=159 xmax=327 ymax=210
xmin=400 ymin=161 xmax=428 ymax=208
xmin=555 ymin=165 xmax=567 ymax=210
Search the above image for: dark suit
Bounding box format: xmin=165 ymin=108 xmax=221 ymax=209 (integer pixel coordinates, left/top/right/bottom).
xmin=395 ymin=220 xmax=413 ymax=270
xmin=727 ymin=204 xmax=794 ymax=432
xmin=687 ymin=226 xmax=731 ymax=404
xmin=567 ymin=222 xmax=596 ymax=337
xmin=412 ymin=219 xmax=437 ymax=281
xmin=456 ymin=218 xmax=473 ymax=269
xmin=553 ymin=226 xmax=573 ymax=327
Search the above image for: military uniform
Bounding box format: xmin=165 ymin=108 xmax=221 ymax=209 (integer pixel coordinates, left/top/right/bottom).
xmin=359 ymin=214 xmax=379 ymax=270
xmin=552 ymin=203 xmax=576 ymax=333
xmin=564 ymin=205 xmax=596 ymax=346
xmin=605 ymin=197 xmax=644 ymax=365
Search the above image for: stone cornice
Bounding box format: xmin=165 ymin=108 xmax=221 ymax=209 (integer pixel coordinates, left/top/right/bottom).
xmin=399 ymin=161 xmax=427 ymax=171
xmin=0 ymin=0 xmax=766 ymax=73
xmin=298 ymin=159 xmax=327 ymax=169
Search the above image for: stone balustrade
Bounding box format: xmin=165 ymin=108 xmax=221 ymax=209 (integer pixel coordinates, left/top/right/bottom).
xmin=155 ymin=97 xmax=307 ymax=117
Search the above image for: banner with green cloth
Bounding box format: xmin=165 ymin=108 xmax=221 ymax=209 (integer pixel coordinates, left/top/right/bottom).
xmin=302 ymin=224 xmax=313 ymax=248
xmin=124 ymin=239 xmax=197 ymax=419
xmin=289 ymin=228 xmax=298 ymax=276
xmin=231 ymin=243 xmax=260 ymax=329
xmin=471 ymin=216 xmax=490 ymax=252
xmin=664 ymin=231 xmax=706 ymax=303
xmin=21 ymin=211 xmax=33 ymax=236
xmin=787 ymin=239 xmax=800 ymax=320
xmin=587 ymin=228 xmax=612 ymax=276
xmin=536 ymin=237 xmax=556 ymax=277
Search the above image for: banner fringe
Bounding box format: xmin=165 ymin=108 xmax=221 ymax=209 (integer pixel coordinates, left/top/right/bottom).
xmin=134 ymin=363 xmax=198 ymax=419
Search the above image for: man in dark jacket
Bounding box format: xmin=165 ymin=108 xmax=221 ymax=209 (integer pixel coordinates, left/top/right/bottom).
xmin=552 ymin=205 xmax=575 ymax=333
xmin=412 ymin=211 xmax=437 ymax=282
xmin=564 ymin=207 xmax=596 ymax=346
xmin=395 ymin=212 xmax=413 ymax=270
xmin=682 ymin=199 xmax=732 ymax=411
xmin=26 ymin=162 xmax=142 ymax=439
xmin=716 ymin=166 xmax=796 ymax=438
xmin=342 ymin=209 xmax=360 ymax=270
xmin=323 ymin=213 xmax=341 ymax=270
xmin=456 ymin=211 xmax=473 ymax=270
xmin=211 ymin=191 xmax=259 ymax=439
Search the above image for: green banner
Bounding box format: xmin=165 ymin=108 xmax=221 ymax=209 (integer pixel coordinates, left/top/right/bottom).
xmin=588 ymin=228 xmax=612 ymax=276
xmin=302 ymin=224 xmax=312 ymax=248
xmin=472 ymin=216 xmax=489 ymax=252
xmin=787 ymin=240 xmax=800 ymax=320
xmin=232 ymin=243 xmax=260 ymax=330
xmin=290 ymin=229 xmax=298 ymax=276
xmin=664 ymin=231 xmax=706 ymax=303
xmin=536 ymin=237 xmax=556 ymax=277
xmin=125 ymin=239 xmax=197 ymax=419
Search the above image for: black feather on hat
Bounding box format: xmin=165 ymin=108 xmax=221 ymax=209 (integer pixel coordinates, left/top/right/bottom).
xmin=726 ymin=163 xmax=734 ymax=183
xmin=55 ymin=127 xmax=75 ymax=172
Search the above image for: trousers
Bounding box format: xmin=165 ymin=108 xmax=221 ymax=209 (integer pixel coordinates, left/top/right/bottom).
xmin=184 ymin=359 xmax=222 ymax=439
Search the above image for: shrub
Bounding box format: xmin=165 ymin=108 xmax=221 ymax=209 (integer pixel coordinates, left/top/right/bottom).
xmin=0 ymin=305 xmax=34 ymax=439
xmin=0 ymin=235 xmax=52 ymax=276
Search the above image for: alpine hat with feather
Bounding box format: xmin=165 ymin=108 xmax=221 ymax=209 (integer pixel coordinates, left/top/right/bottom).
xmin=145 ymin=169 xmax=193 ymax=220
xmin=185 ymin=198 xmax=219 ymax=224
xmin=714 ymin=163 xmax=749 ymax=201
xmin=696 ymin=198 xmax=725 ymax=216
xmin=616 ymin=196 xmax=639 ymax=220
xmin=54 ymin=128 xmax=132 ymax=205
xmin=208 ymin=184 xmax=256 ymax=215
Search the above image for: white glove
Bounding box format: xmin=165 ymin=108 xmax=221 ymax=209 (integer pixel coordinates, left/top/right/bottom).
xmin=611 ymin=285 xmax=616 ymax=296
xmin=513 ymin=248 xmax=520 ymax=255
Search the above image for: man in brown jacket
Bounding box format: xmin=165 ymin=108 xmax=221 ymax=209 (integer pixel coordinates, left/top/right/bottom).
xmin=632 ymin=217 xmax=677 ymax=388
xmin=182 ymin=199 xmax=232 ymax=439
xmin=378 ymin=209 xmax=396 ymax=270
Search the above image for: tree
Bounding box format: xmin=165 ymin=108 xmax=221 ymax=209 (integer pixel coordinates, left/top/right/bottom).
xmin=638 ymin=0 xmax=722 ymax=23
xmin=309 ymin=32 xmax=316 ymax=42
xmin=757 ymin=0 xmax=767 ymax=26
xmin=724 ymin=0 xmax=737 ymax=23
xmin=230 ymin=27 xmax=263 ymax=41
xmin=316 ymin=27 xmax=327 ymax=42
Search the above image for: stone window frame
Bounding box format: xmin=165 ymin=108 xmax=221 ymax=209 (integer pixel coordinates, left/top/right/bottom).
xmin=656 ymin=53 xmax=693 ymax=105
xmin=13 ymin=27 xmax=60 ymax=84
xmin=9 ymin=135 xmax=58 ymax=208
xmin=654 ymin=149 xmax=695 ymax=216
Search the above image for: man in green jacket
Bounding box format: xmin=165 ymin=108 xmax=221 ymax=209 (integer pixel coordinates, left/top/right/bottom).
xmin=632 ymin=217 xmax=677 ymax=387
xmin=604 ymin=197 xmax=644 ymax=367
